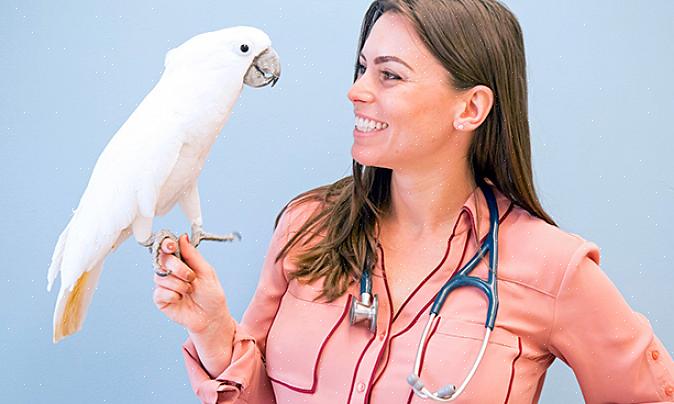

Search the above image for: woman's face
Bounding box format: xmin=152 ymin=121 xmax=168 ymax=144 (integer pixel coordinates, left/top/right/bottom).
xmin=348 ymin=12 xmax=465 ymax=171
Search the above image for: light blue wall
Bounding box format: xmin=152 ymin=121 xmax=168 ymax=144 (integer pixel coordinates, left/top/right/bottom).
xmin=1 ymin=1 xmax=672 ymax=402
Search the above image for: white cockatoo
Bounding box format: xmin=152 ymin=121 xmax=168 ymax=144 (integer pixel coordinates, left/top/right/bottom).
xmin=47 ymin=26 xmax=281 ymax=343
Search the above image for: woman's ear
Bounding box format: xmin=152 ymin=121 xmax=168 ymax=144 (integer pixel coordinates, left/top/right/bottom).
xmin=453 ymin=85 xmax=494 ymax=131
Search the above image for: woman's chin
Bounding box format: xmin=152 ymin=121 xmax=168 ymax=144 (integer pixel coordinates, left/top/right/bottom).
xmin=351 ymin=147 xmax=390 ymax=169
xmin=351 ymin=146 xmax=376 ymax=167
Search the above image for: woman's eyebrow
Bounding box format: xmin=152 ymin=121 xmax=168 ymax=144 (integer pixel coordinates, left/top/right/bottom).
xmin=359 ymin=54 xmax=414 ymax=72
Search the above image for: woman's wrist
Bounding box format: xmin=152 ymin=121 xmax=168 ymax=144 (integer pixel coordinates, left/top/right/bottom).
xmin=188 ymin=315 xmax=237 ymax=377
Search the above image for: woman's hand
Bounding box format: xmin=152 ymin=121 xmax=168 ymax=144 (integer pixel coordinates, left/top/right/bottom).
xmin=153 ymin=234 xmax=237 ymax=376
xmin=153 ymin=234 xmax=233 ymax=336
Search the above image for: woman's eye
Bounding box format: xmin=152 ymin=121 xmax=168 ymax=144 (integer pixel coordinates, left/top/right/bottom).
xmin=382 ymin=71 xmax=400 ymax=80
xmin=355 ymin=63 xmax=400 ymax=81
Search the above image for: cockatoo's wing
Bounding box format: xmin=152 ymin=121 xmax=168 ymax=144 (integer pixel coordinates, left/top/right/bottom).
xmin=47 ymin=89 xmax=186 ymax=342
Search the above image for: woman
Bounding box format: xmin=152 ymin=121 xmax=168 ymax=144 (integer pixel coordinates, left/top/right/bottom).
xmin=152 ymin=0 xmax=674 ymax=403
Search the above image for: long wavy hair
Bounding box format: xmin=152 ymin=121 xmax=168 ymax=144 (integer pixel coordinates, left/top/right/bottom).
xmin=274 ymin=0 xmax=556 ymax=302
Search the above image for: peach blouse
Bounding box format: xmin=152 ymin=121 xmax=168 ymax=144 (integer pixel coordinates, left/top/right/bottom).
xmin=182 ymin=184 xmax=674 ymax=403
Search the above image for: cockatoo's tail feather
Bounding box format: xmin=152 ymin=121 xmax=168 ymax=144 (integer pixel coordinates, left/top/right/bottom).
xmin=47 ymin=221 xmax=71 ymax=292
xmin=54 ymin=271 xmax=90 ymax=342
xmin=52 ymin=260 xmax=106 ymax=343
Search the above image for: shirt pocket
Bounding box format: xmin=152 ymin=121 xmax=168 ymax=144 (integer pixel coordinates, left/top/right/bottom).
xmin=410 ymin=317 xmax=521 ymax=403
xmin=264 ymin=278 xmax=351 ymax=393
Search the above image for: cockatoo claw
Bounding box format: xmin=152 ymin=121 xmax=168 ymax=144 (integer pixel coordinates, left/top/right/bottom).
xmin=140 ymin=230 xmax=181 ymax=277
xmin=190 ymin=229 xmax=241 ymax=248
xmin=139 ymin=228 xmax=241 ymax=276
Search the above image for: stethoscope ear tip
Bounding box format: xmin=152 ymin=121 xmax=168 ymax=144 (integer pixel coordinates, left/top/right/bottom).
xmin=407 ymin=374 xmax=423 ymax=390
xmin=437 ymin=384 xmax=457 ymax=399
xmin=407 ymin=373 xmax=457 ymax=400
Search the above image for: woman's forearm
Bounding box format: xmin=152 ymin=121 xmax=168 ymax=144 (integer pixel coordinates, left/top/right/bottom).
xmin=188 ymin=315 xmax=237 ymax=378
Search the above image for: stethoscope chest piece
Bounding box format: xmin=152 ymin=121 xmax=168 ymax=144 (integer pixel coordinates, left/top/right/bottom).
xmin=349 ymin=292 xmax=378 ymax=333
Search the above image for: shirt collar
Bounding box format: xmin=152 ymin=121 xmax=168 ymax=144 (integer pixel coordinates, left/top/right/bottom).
xmin=371 ymin=181 xmax=512 ymax=278
xmin=373 ymin=181 xmax=513 ymax=244
xmin=455 ymin=182 xmax=513 ymax=243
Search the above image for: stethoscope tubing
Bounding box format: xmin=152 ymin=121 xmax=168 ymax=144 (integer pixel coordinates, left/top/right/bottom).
xmin=408 ymin=182 xmax=500 ymax=401
xmin=408 ymin=313 xmax=493 ymax=401
xmin=351 ymin=181 xmax=501 ymax=401
xmin=430 ymin=183 xmax=499 ymax=328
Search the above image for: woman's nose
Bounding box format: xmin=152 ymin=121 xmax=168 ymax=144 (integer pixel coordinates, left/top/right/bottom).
xmin=347 ymin=76 xmax=375 ymax=104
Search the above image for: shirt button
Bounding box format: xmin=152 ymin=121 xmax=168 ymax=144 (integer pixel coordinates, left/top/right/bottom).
xmin=651 ymin=350 xmax=660 ymax=360
xmin=356 ymin=382 xmax=366 ymax=393
xmin=665 ymin=385 xmax=674 ymax=397
xmin=379 ymin=332 xmax=386 ymax=341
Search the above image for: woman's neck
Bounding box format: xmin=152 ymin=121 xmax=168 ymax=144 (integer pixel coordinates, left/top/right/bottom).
xmin=382 ymin=159 xmax=476 ymax=238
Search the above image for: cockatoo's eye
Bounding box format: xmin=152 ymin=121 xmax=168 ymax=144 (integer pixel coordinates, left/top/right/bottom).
xmin=236 ymin=42 xmax=253 ymax=56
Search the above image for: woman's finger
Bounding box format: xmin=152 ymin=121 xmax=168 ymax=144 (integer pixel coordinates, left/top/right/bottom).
xmin=160 ymin=237 xmax=178 ymax=254
xmin=153 ymin=286 xmax=183 ymax=308
xmin=159 ymin=254 xmax=196 ymax=283
xmin=153 ymin=273 xmax=192 ymax=296
xmin=178 ymin=234 xmax=211 ymax=275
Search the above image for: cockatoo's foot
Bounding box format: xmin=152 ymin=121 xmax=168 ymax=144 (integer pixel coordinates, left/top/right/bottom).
xmin=190 ymin=227 xmax=241 ymax=248
xmin=138 ymin=228 xmax=240 ymax=276
xmin=139 ymin=229 xmax=181 ymax=277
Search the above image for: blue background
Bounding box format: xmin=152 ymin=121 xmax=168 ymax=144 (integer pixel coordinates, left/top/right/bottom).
xmin=1 ymin=1 xmax=672 ymax=402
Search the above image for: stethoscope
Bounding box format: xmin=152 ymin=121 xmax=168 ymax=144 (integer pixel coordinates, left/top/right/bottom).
xmin=349 ymin=182 xmax=500 ymax=402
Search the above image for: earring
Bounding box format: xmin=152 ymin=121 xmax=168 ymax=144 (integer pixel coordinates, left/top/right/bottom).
xmin=455 ymin=122 xmax=465 ymax=130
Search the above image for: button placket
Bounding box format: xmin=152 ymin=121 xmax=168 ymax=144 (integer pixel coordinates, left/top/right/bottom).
xmin=349 ymin=272 xmax=392 ymax=403
xmin=350 ymin=333 xmax=388 ymax=402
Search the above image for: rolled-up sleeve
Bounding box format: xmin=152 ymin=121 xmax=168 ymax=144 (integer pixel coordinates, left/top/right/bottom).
xmin=548 ymin=242 xmax=674 ymax=403
xmin=182 ymin=323 xmax=275 ymax=404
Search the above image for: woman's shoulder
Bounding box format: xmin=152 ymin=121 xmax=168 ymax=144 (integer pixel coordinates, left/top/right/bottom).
xmin=272 ymin=183 xmax=336 ymax=240
xmin=274 ymin=177 xmax=352 ymax=234
xmin=499 ymin=203 xmax=601 ymax=296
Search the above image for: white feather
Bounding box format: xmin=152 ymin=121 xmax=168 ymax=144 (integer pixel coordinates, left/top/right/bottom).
xmin=47 ymin=26 xmax=274 ymax=342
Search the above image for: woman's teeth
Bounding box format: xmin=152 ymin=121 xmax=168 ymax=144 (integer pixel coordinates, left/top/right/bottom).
xmin=355 ymin=116 xmax=388 ymax=132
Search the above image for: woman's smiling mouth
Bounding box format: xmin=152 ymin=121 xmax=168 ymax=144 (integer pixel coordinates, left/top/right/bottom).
xmin=354 ymin=114 xmax=389 ymax=134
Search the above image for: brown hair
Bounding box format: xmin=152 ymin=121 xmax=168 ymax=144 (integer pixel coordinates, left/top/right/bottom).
xmin=274 ymin=0 xmax=555 ymax=302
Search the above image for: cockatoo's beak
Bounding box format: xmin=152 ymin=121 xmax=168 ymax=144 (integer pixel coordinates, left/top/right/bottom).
xmin=244 ymin=47 xmax=281 ymax=88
